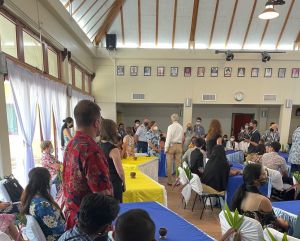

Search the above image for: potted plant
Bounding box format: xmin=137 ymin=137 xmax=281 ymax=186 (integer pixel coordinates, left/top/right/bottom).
xmin=264 ymin=228 xmax=288 ymax=241
xmin=293 ymin=171 xmax=300 ymax=185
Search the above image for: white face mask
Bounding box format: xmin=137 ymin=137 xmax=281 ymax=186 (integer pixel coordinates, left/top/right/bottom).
xmin=196 ymin=121 xmax=201 ymax=125
xmin=230 ymin=138 xmax=235 ymax=142
xmin=94 ymin=136 xmax=101 ymax=143
xmin=135 ymin=123 xmax=140 ymax=127
xmin=245 ymin=125 xmax=249 ymax=129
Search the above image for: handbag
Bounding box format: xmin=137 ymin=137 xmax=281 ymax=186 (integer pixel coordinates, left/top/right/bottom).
xmin=3 ymin=175 xmax=23 ymax=202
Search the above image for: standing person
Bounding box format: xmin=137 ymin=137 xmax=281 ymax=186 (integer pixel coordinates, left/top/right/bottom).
xmin=118 ymin=123 xmax=126 ymax=139
xmin=193 ymin=117 xmax=205 ymax=138
xmin=123 ymin=127 xmax=135 ymax=158
xmin=245 ymin=120 xmax=261 ymax=153
xmin=63 ymin=100 xmax=112 ymax=230
xmin=146 ymin=121 xmax=160 ymax=157
xmin=61 ymin=117 xmax=74 ymax=149
xmin=100 ymin=119 xmax=126 ymax=203
xmin=288 ymin=126 xmax=300 ymax=173
xmin=206 ymin=119 xmax=222 ymax=159
xmin=165 ymin=113 xmax=184 ymax=185
xmin=134 ymin=118 xmax=150 ymax=153
xmin=132 ymin=120 xmax=140 ymax=134
xmin=183 ymin=123 xmax=194 ymax=152
xmin=262 ymin=122 xmax=280 ymax=146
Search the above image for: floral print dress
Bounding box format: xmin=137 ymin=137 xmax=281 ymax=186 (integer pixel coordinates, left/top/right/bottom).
xmin=29 ymin=197 xmax=65 ymax=241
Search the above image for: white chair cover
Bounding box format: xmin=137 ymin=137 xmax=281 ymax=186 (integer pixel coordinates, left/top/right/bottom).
xmin=0 ymin=232 xmax=13 ymax=241
xmin=267 ymin=168 xmax=284 ymax=191
xmin=0 ymin=180 xmax=11 ymax=202
xmin=263 ymin=228 xmax=300 ymax=241
xmin=219 ymin=210 xmax=264 ymax=241
xmin=24 ymin=215 xmax=47 ymax=241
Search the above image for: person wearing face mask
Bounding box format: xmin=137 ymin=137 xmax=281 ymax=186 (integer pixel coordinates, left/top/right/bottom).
xmin=132 ymin=119 xmax=140 ymax=134
xmin=41 ymin=141 xmax=62 ymax=198
xmin=231 ymin=164 xmax=289 ymax=232
xmin=183 ymin=123 xmax=194 ymax=152
xmin=245 ymin=120 xmax=261 ymax=154
xmin=61 ymin=117 xmax=74 ymax=149
xmin=63 ymin=100 xmax=113 ymax=229
xmin=118 ymin=123 xmax=126 ymax=139
xmin=134 ymin=118 xmax=150 ymax=153
xmin=193 ymin=117 xmax=205 ymax=138
xmin=146 ymin=121 xmax=160 ymax=157
xmin=262 ymin=122 xmax=280 ymax=146
xmin=226 ymin=136 xmax=239 ymax=151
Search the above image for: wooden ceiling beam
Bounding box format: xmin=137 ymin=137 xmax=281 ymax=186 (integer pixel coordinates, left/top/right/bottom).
xmin=120 ymin=6 xmax=125 ymax=45
xmin=138 ymin=0 xmax=141 ymax=47
xmin=189 ymin=0 xmax=200 ymax=49
xmin=87 ymin=4 xmax=112 ymax=36
xmin=155 ymin=0 xmax=159 ymax=46
xmin=72 ymin=0 xmax=87 ymax=16
xmin=259 ymin=20 xmax=270 ymax=47
xmin=94 ymin=0 xmax=125 ymax=45
xmin=77 ymin=0 xmax=98 ymax=23
xmin=294 ymin=31 xmax=300 ymax=50
xmin=225 ymin=0 xmax=239 ymax=48
xmin=172 ymin=0 xmax=178 ymax=48
xmin=64 ymin=0 xmax=74 ymax=9
xmin=276 ymin=0 xmax=295 ymax=49
xmin=242 ymin=0 xmax=257 ymax=49
xmin=209 ymin=0 xmax=219 ymax=48
xmin=82 ymin=0 xmax=109 ymax=29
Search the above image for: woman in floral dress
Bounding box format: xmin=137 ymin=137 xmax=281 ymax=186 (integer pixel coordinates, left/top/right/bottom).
xmin=21 ymin=167 xmax=65 ymax=241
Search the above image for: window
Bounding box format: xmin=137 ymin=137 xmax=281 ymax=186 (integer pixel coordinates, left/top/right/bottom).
xmin=6 ymin=104 xmax=18 ymax=135
xmin=0 ymin=14 xmax=17 ymax=58
xmin=84 ymin=74 xmax=89 ymax=93
xmin=48 ymin=48 xmax=58 ymax=78
xmin=23 ymin=30 xmax=43 ymax=70
xmin=75 ymin=67 xmax=82 ymax=89
xmin=68 ymin=63 xmax=73 ymax=85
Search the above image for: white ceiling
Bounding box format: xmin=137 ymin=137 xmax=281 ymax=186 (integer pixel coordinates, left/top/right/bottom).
xmin=59 ymin=0 xmax=300 ymax=50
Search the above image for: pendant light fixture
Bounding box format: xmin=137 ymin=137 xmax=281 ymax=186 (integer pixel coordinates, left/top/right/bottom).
xmin=259 ymin=1 xmax=279 ymax=20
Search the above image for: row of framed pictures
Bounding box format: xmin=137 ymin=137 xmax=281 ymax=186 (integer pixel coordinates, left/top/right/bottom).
xmin=116 ymin=66 xmax=300 ymax=78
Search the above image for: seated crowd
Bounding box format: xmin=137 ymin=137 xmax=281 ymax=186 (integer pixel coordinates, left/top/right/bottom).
xmin=1 ymin=101 xmax=300 ymax=241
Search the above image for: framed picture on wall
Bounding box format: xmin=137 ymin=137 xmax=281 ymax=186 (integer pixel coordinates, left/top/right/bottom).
xmin=197 ymin=67 xmax=205 ymax=77
xmin=157 ymin=66 xmax=165 ymax=76
xmin=251 ymin=68 xmax=259 ymax=77
xmin=144 ymin=66 xmax=151 ymax=76
xmin=116 ymin=66 xmax=124 ymax=76
xmin=130 ymin=66 xmax=138 ymax=76
xmin=237 ymin=68 xmax=245 ymax=77
xmin=211 ymin=67 xmax=218 ymax=77
xmin=224 ymin=67 xmax=232 ymax=77
xmin=184 ymin=67 xmax=192 ymax=77
xmin=264 ymin=68 xmax=272 ymax=78
xmin=170 ymin=67 xmax=178 ymax=77
xmin=292 ymin=68 xmax=300 ymax=78
xmin=278 ymin=68 xmax=286 ymax=78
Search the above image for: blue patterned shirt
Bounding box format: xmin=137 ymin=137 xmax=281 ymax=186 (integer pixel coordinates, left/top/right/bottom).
xmin=146 ymin=130 xmax=160 ymax=156
xmin=289 ymin=127 xmax=300 ymax=165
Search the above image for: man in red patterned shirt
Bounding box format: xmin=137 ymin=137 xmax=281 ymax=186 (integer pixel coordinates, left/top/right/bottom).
xmin=62 ymin=100 xmax=113 ymax=229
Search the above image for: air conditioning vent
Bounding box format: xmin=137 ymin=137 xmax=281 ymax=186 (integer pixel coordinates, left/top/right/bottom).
xmin=202 ymin=94 xmax=216 ymax=101
xmin=132 ymin=93 xmax=145 ymax=100
xmin=263 ymin=94 xmax=277 ymax=102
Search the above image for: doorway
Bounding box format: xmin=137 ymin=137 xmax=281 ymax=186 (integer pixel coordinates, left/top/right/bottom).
xmin=231 ymin=113 xmax=255 ymax=138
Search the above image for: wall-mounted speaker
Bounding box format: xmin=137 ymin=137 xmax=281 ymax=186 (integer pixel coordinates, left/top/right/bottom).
xmin=185 ymin=98 xmax=192 ymax=107
xmin=106 ymin=34 xmax=116 ymax=51
xmin=285 ymin=99 xmax=293 ymax=108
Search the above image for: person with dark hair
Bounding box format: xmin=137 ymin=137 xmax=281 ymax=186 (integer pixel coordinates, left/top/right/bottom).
xmin=100 ymin=119 xmax=126 ymax=203
xmin=201 ymin=145 xmax=230 ymax=192
xmin=262 ymin=122 xmax=280 ymax=146
xmin=231 ymin=164 xmax=288 ymax=232
xmin=132 ymin=120 xmax=140 ymax=134
xmin=61 ymin=117 xmax=74 ymax=148
xmin=113 ymin=209 xmax=155 ymax=241
xmin=21 ymin=167 xmax=65 ymax=240
xmin=182 ymin=136 xmax=197 ymax=165
xmin=146 ymin=121 xmax=160 ymax=157
xmin=245 ymin=120 xmax=261 ymax=153
xmin=288 ymin=126 xmax=300 ymax=173
xmin=118 ymin=123 xmax=126 ymax=139
xmin=193 ymin=117 xmax=205 ymax=138
xmin=205 ymin=119 xmax=222 ymax=158
xmin=262 ymin=142 xmax=288 ymax=176
xmin=58 ymin=193 xmax=120 ymax=241
xmin=63 ymin=100 xmax=112 ymax=229
xmin=245 ymin=143 xmax=266 ymax=164
xmin=134 ymin=118 xmax=150 ymax=153
xmin=183 ymin=123 xmax=194 ymax=152
xmin=190 ymin=138 xmax=206 ymax=178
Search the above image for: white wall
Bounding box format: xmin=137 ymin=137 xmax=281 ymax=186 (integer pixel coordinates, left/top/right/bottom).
xmin=289 ymin=105 xmax=300 ymax=142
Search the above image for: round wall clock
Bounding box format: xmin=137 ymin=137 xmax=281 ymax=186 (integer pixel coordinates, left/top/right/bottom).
xmin=234 ymin=91 xmax=244 ymax=101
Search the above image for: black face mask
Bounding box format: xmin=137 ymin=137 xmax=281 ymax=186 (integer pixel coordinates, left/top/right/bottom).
xmin=270 ymin=128 xmax=274 ymax=132
xmin=69 ymin=124 xmax=73 ymax=128
xmin=144 ymin=122 xmax=149 ymax=127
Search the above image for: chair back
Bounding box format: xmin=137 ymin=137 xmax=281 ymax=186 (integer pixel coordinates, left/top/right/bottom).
xmin=263 ymin=228 xmax=300 ymax=241
xmin=177 ymin=167 xmax=189 ymax=185
xmin=267 ymin=168 xmax=283 ymax=191
xmin=24 ymin=215 xmax=47 ymax=241
xmin=219 ymin=210 xmax=264 ymax=241
xmin=190 ymin=173 xmax=203 ymax=195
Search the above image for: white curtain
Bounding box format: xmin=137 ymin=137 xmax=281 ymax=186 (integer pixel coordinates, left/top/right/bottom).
xmin=38 ymin=76 xmax=54 ymax=141
xmin=71 ymin=89 xmax=94 ymax=119
xmin=52 ymin=82 xmax=67 ymax=162
xmin=7 ymin=60 xmax=38 ymax=180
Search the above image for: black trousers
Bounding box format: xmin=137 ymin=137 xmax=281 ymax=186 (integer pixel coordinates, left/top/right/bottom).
xmin=111 ymin=176 xmax=123 ymax=203
xmin=137 ymin=141 xmax=148 ymax=153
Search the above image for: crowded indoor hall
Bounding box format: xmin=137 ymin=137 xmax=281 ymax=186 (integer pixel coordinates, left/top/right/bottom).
xmin=1 ymin=0 xmax=300 ymax=240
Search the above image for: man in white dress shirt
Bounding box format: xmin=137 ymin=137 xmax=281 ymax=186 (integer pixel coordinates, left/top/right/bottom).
xmin=165 ymin=113 xmax=184 ymax=185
